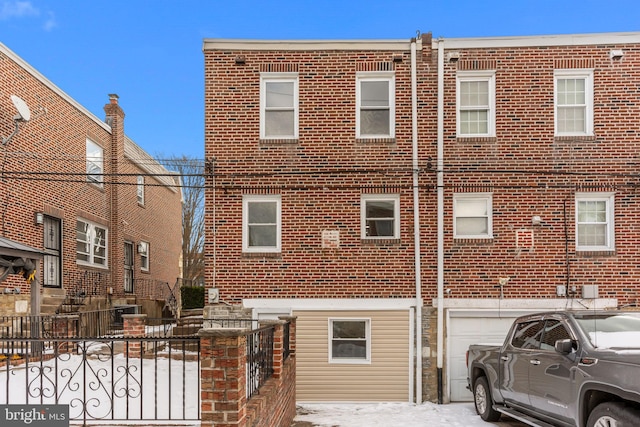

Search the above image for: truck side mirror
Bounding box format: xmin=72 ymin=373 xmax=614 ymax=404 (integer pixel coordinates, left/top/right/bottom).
xmin=555 ymin=339 xmax=573 ymax=354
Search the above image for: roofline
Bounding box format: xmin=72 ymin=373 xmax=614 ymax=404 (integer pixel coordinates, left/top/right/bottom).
xmin=0 ymin=42 xmax=111 ymax=133
xmin=431 ymin=31 xmax=640 ymax=49
xmin=203 ymin=38 xmax=417 ymax=51
xmin=1 ymin=42 xmax=176 ymax=189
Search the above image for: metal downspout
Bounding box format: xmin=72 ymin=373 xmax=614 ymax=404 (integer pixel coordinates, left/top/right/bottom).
xmin=411 ymin=38 xmax=422 ymax=405
xmin=436 ymin=37 xmax=445 ymax=404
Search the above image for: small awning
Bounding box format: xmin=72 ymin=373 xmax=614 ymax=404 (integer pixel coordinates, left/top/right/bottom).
xmin=0 ymin=236 xmax=44 ymax=284
xmin=0 ymin=236 xmax=45 ymax=259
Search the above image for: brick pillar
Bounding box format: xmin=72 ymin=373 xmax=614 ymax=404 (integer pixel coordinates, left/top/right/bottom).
xmin=198 ymin=328 xmax=247 ymax=427
xmin=123 ymin=313 xmax=146 ymax=358
xmin=52 ymin=315 xmax=79 ymax=354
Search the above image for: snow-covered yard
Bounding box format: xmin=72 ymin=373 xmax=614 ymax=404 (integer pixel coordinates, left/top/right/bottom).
xmin=293 ymin=402 xmax=525 ymax=427
xmin=1 ymin=348 xmax=524 ymax=426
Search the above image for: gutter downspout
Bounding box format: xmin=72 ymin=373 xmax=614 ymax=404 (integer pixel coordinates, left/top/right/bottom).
xmin=436 ymin=38 xmax=445 ymax=404
xmin=411 ymin=37 xmax=423 ymax=405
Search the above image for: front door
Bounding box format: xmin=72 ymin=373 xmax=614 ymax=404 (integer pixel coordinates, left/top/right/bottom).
xmin=124 ymin=242 xmax=134 ymax=293
xmin=43 ymin=216 xmax=61 ymax=288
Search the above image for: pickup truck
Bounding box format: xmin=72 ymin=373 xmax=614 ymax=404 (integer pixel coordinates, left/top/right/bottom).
xmin=466 ymin=310 xmax=640 ymax=427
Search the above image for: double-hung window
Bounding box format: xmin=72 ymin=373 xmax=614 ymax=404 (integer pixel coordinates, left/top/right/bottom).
xmin=86 ymin=139 xmax=104 ymax=185
xmin=76 ymin=219 xmax=108 ymax=267
xmin=555 ymin=69 xmax=594 ymax=136
xmin=329 ymin=318 xmax=370 ymax=363
xmin=575 ymin=193 xmax=614 ymax=251
xmin=243 ymin=195 xmax=281 ymax=253
xmin=356 ymin=72 xmax=395 ymax=138
xmin=137 ymin=175 xmax=145 ymax=205
xmin=260 ymin=73 xmax=298 ymax=139
xmin=361 ymin=194 xmax=400 ymax=239
xmin=453 ymin=193 xmax=493 ymax=239
xmin=139 ymin=241 xmax=149 ymax=271
xmin=457 ymin=71 xmax=496 ymax=137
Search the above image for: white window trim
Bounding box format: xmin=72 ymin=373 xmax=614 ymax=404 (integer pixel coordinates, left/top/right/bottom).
xmin=328 ymin=318 xmax=371 ymax=364
xmin=356 ymin=72 xmax=395 ymax=139
xmin=86 ymin=138 xmax=104 ymax=185
xmin=575 ymin=192 xmax=615 ymax=251
xmin=137 ymin=175 xmax=145 ymax=205
xmin=360 ymin=194 xmax=400 ymax=239
xmin=260 ymin=73 xmax=299 ymax=140
xmin=554 ymin=69 xmax=594 ymax=136
xmin=139 ymin=241 xmax=149 ymax=271
xmin=456 ymin=70 xmax=496 ymax=137
xmin=242 ymin=195 xmax=282 ymax=253
xmin=453 ymin=193 xmax=493 ymax=239
xmin=76 ymin=219 xmax=108 ymax=268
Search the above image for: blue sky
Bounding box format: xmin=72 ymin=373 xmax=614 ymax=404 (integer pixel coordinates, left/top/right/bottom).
xmin=1 ymin=0 xmax=639 ymax=160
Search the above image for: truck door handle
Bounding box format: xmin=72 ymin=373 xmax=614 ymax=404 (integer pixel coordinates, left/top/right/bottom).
xmin=500 ymin=356 xmax=509 ymax=362
xmin=530 ymin=359 xmax=541 ymax=365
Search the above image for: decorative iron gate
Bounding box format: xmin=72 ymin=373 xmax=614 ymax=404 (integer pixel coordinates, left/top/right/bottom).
xmin=0 ymin=336 xmax=200 ymax=424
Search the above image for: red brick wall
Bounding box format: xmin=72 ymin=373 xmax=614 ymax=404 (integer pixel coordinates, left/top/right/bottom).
xmin=204 ymin=37 xmax=640 ymax=308
xmin=0 ymin=46 xmax=181 ymax=304
xmin=437 ymin=41 xmax=640 ymax=305
xmin=204 ymin=42 xmax=434 ymax=302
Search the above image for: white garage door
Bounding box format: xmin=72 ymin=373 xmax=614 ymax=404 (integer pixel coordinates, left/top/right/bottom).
xmin=448 ymin=311 xmax=519 ymax=402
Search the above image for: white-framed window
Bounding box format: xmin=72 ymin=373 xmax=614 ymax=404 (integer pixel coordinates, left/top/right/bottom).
xmin=76 ymin=219 xmax=108 ymax=267
xmin=555 ymin=69 xmax=594 ymax=136
xmin=329 ymin=318 xmax=371 ymax=364
xmin=243 ymin=195 xmax=281 ymax=252
xmin=575 ymin=193 xmax=615 ymax=251
xmin=137 ymin=175 xmax=145 ymax=205
xmin=356 ymin=72 xmax=395 ymax=138
xmin=260 ymin=73 xmax=298 ymax=139
xmin=139 ymin=241 xmax=149 ymax=271
xmin=361 ymin=194 xmax=400 ymax=239
xmin=86 ymin=139 xmax=104 ymax=185
xmin=457 ymin=71 xmax=496 ymax=137
xmin=453 ymin=193 xmax=493 ymax=239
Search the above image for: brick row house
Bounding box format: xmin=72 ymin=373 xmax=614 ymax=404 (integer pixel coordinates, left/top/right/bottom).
xmin=0 ymin=43 xmax=183 ymax=318
xmin=203 ymin=31 xmax=640 ymax=403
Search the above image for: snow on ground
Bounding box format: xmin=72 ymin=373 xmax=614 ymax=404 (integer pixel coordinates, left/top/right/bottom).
xmin=294 ymin=402 xmax=522 ymax=427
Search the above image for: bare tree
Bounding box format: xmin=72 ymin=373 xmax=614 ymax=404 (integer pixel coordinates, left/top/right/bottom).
xmin=161 ymin=156 xmax=204 ymax=286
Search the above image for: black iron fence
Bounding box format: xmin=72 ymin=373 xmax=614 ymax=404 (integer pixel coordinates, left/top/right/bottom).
xmin=246 ymin=324 xmax=275 ymax=399
xmin=0 ymin=337 xmax=200 ymax=423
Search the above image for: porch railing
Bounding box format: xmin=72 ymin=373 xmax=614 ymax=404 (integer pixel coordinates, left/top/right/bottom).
xmin=246 ymin=324 xmax=275 ymax=399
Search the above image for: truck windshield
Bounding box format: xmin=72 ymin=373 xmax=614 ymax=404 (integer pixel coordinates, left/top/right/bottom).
xmin=575 ymin=313 xmax=640 ymax=349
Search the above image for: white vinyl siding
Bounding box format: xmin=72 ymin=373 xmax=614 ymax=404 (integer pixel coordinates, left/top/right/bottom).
xmin=295 ymin=310 xmax=410 ymax=402
xmin=554 ymin=69 xmax=594 ymax=136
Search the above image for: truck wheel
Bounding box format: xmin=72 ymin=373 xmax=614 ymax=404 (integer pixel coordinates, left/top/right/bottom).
xmin=473 ymin=376 xmax=501 ymax=422
xmin=587 ymin=402 xmax=640 ymax=427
